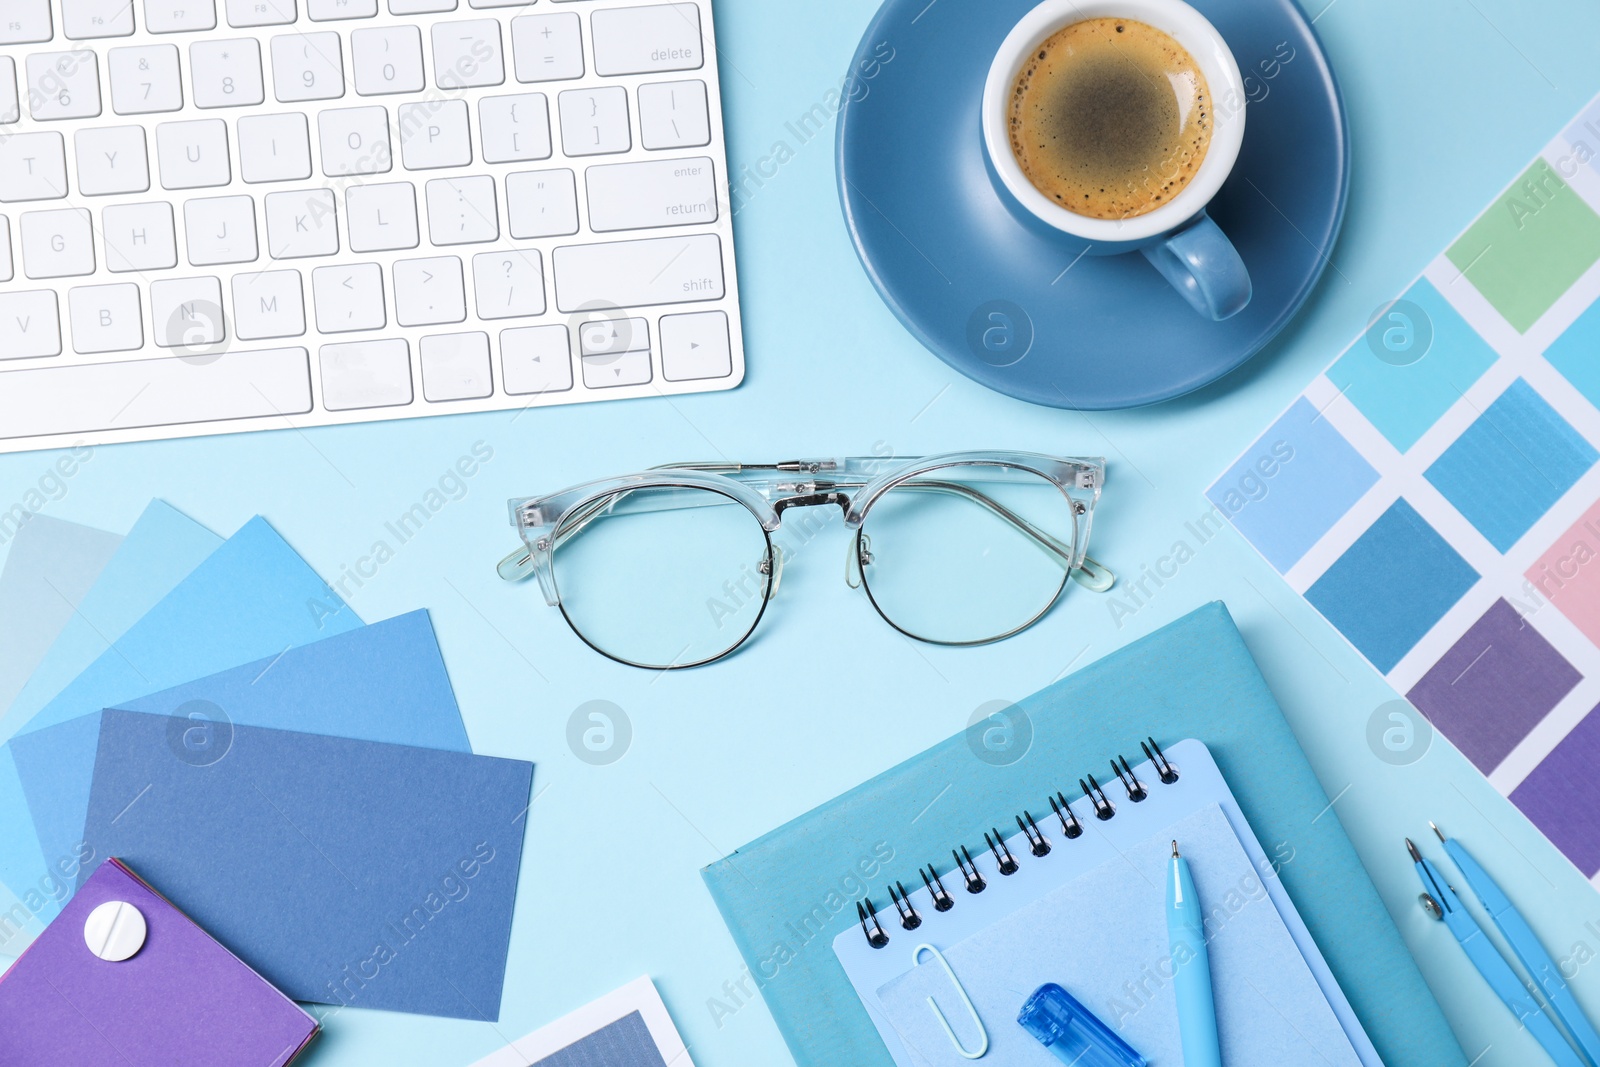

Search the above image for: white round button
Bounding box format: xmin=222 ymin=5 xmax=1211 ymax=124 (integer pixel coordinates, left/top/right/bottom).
xmin=83 ymin=900 xmax=147 ymax=962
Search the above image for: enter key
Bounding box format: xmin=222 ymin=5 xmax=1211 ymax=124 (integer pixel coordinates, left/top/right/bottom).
xmin=585 ymin=156 xmax=718 ymax=233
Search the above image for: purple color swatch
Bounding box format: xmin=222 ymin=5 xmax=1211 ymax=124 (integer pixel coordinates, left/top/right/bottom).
xmin=1407 ymin=599 xmax=1583 ymax=773
xmin=0 ymin=858 xmax=317 ymax=1067
xmin=1512 ymin=703 xmax=1600 ymax=876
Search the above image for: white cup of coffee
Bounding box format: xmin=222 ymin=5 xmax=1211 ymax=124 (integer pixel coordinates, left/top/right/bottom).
xmin=982 ymin=0 xmax=1251 ymax=320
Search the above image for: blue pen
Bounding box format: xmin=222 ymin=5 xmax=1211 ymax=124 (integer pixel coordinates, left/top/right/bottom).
xmin=1168 ymin=840 xmax=1223 ymax=1067
xmin=1408 ymin=837 xmax=1588 ymax=1067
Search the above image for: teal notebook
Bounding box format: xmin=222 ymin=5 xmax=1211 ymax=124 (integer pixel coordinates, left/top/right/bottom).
xmin=701 ymin=603 xmax=1464 ymax=1066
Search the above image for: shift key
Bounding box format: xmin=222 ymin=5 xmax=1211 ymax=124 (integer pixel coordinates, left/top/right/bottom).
xmin=553 ymin=234 xmax=723 ymax=313
xmin=586 ymin=157 xmax=718 ymax=233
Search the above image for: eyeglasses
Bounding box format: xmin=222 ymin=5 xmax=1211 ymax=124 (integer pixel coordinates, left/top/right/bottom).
xmin=497 ymin=451 xmax=1115 ymax=669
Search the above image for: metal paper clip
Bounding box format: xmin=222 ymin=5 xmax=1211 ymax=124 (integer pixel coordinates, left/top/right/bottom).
xmin=913 ymin=943 xmax=989 ymax=1060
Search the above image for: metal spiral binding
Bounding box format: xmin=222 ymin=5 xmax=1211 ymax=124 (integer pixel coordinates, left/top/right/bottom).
xmin=859 ymin=737 xmax=1183 ymax=948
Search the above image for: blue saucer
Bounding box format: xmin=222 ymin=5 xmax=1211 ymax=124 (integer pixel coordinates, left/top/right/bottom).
xmin=836 ymin=0 xmax=1349 ymax=409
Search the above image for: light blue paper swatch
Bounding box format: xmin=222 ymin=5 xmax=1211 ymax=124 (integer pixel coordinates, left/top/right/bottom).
xmin=0 ymin=517 xmax=361 ymax=919
xmin=876 ymin=805 xmax=1361 ymax=1067
xmin=0 ymin=501 xmax=221 ymax=744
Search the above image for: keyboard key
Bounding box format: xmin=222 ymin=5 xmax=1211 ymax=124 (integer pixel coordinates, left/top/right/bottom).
xmin=272 ymin=32 xmax=345 ymax=102
xmin=420 ymin=332 xmax=491 ymax=401
xmin=506 ymin=168 xmax=578 ymax=239
xmin=27 ymin=52 xmax=102 ymax=120
xmin=233 ymin=269 xmax=306 ymax=339
xmin=62 ymin=0 xmax=136 ymax=39
xmin=552 ymin=234 xmax=723 ymax=313
xmin=0 ymin=291 xmax=62 ymax=358
xmin=585 ymin=156 xmax=716 ymax=232
xmin=145 ymin=0 xmax=217 ymax=32
xmin=312 ymin=262 xmax=385 ymax=331
xmin=582 ymin=349 xmax=651 ymax=388
xmin=579 ymin=316 xmax=648 ymax=356
xmin=389 ymin=0 xmax=453 ymax=11
xmin=425 ymin=176 xmax=498 ymax=245
xmin=69 ymin=283 xmax=143 ymax=353
xmin=21 ymin=208 xmax=95 ymax=278
xmin=0 ymin=217 xmax=11 ymax=281
xmin=399 ymin=99 xmax=471 ymax=169
xmin=108 ymin=44 xmax=183 ymax=114
xmin=393 ymin=255 xmax=465 ymax=326
xmin=432 ymin=19 xmax=503 ymax=89
xmin=157 ymin=118 xmax=231 ymax=188
xmin=190 ymin=39 xmax=264 ymax=107
xmin=638 ymin=80 xmax=710 ymax=150
xmin=352 ymin=25 xmax=424 ymax=95
xmin=501 ymin=324 xmax=571 ymax=395
xmin=0 ymin=2 xmax=54 ymax=46
xmin=469 ymin=0 xmax=530 ymax=7
xmin=227 ymin=0 xmax=296 ymax=27
xmin=265 ymin=188 xmax=339 ymax=257
xmin=102 ymin=201 xmax=178 ymax=271
xmin=479 ymin=93 xmax=550 ymax=163
xmin=0 ymin=348 xmax=314 ymax=441
xmin=0 ymin=58 xmax=20 ymax=123
xmin=0 ymin=132 xmax=69 ymax=201
xmin=660 ymin=309 xmax=730 ymax=380
xmin=308 ymin=0 xmax=377 ymax=18
xmin=320 ymin=338 xmax=412 ymax=409
xmin=557 ymin=86 xmax=629 ymax=156
xmin=346 ymin=182 xmax=419 ymax=251
xmin=150 ymin=275 xmax=226 ymax=346
xmin=238 ymin=112 xmax=312 ymax=182
xmin=472 ymin=250 xmax=544 ymax=319
xmin=510 ymin=13 xmax=583 ymax=83
xmin=318 ymin=105 xmax=392 ymax=175
xmin=75 ymin=126 xmax=150 ymax=196
xmin=184 ymin=195 xmax=257 ymax=265
xmin=591 ymin=4 xmax=702 ymax=76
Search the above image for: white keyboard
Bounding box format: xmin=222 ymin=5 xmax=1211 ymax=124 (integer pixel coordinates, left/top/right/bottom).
xmin=0 ymin=0 xmax=745 ymax=453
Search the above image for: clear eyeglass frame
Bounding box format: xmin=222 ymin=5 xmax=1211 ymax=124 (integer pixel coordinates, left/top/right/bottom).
xmin=496 ymin=451 xmax=1116 ymax=670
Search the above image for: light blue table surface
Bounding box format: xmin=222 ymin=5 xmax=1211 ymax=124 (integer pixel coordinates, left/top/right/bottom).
xmin=2 ymin=1 xmax=1598 ymax=1063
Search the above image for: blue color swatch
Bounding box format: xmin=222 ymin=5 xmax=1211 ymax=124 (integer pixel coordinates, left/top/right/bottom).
xmin=1208 ymin=397 xmax=1380 ymax=572
xmin=1544 ymin=294 xmax=1600 ymax=411
xmin=533 ymin=1013 xmax=668 ymax=1067
xmin=1305 ymin=500 xmax=1479 ymax=673
xmin=1425 ymin=379 xmax=1597 ymax=552
xmin=1326 ymin=279 xmax=1499 ymax=453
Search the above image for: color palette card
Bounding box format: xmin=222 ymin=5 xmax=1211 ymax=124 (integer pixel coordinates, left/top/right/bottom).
xmin=1209 ymin=90 xmax=1600 ymax=884
xmin=0 ymin=857 xmax=318 ymax=1067
xmin=467 ymin=976 xmax=696 ymax=1067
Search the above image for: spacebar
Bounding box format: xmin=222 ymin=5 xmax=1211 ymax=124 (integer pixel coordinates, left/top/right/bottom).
xmin=0 ymin=349 xmax=313 ymax=441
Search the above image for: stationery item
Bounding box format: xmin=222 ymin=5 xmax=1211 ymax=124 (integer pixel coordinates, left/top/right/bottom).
xmin=982 ymin=0 xmax=1250 ymax=320
xmin=79 ymin=709 xmax=532 ymax=1019
xmin=1407 ymin=838 xmax=1583 ymax=1067
xmin=1168 ymin=840 xmax=1222 ymax=1067
xmin=838 ymin=746 xmax=1365 ymax=1067
xmin=1208 ymin=90 xmax=1600 ymax=883
xmin=0 ymin=515 xmax=122 ymax=721
xmin=701 ymin=604 xmax=1463 ymax=1066
xmin=500 ymin=453 xmax=1113 ymax=668
xmin=1018 ymin=984 xmax=1147 ymax=1067
xmin=10 ymin=610 xmax=473 ymax=907
xmin=465 ymin=976 xmax=695 ymax=1067
xmin=1414 ymin=825 xmax=1600 ymax=1066
xmin=0 ymin=501 xmax=221 ymax=743
xmin=0 ymin=517 xmax=360 ymax=919
xmin=0 ymin=857 xmax=318 ymax=1067
xmin=837 ymin=0 xmax=1346 ymax=406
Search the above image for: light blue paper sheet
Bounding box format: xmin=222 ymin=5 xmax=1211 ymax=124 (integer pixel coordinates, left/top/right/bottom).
xmin=0 ymin=516 xmax=122 ymax=723
xmin=876 ymin=804 xmax=1361 ymax=1067
xmin=0 ymin=517 xmax=361 ymax=920
xmin=0 ymin=501 xmax=221 ymax=744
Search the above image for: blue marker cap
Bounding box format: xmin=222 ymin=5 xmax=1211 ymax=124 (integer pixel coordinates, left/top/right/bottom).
xmin=1018 ymin=983 xmax=1148 ymax=1067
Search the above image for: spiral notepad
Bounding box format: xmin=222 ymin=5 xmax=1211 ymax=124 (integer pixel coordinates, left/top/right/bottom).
xmin=831 ymin=738 xmax=1379 ymax=1067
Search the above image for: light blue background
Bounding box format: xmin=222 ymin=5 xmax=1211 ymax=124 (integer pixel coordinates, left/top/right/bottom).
xmin=3 ymin=0 xmax=1600 ymax=1063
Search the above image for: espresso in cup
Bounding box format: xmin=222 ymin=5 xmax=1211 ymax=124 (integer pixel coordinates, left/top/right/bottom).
xmin=1008 ymin=18 xmax=1212 ymax=220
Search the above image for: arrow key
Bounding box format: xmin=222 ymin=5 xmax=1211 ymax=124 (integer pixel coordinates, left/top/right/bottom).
xmin=578 ymin=315 xmax=647 ymax=356
xmin=581 ymin=348 xmax=651 ymax=389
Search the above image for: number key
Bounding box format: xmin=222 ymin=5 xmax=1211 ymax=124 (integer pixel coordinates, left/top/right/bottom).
xmin=190 ymin=39 xmax=265 ymax=108
xmin=272 ymin=31 xmax=346 ymax=102
xmin=352 ymin=25 xmax=425 ymax=95
xmin=25 ymin=51 xmax=102 ymax=121
xmin=108 ymin=44 xmax=184 ymax=114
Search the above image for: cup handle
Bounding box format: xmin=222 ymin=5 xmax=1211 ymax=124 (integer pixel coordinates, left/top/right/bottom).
xmin=1140 ymin=210 xmax=1252 ymax=321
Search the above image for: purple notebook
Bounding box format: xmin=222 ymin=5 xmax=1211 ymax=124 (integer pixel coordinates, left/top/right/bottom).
xmin=0 ymin=858 xmax=318 ymax=1067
